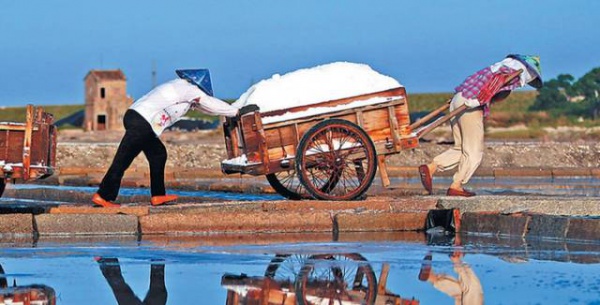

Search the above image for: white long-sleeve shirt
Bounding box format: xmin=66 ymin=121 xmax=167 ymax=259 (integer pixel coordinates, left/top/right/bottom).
xmin=130 ymin=78 xmax=238 ymax=136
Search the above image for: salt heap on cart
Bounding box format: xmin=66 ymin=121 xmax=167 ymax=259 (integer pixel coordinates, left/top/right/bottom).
xmin=233 ymin=62 xmax=402 ymax=123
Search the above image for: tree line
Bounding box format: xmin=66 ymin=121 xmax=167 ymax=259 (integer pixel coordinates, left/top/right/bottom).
xmin=530 ymin=67 xmax=600 ymax=120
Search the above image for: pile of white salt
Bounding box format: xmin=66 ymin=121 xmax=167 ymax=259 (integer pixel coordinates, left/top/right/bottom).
xmin=232 ymin=62 xmax=402 ymax=113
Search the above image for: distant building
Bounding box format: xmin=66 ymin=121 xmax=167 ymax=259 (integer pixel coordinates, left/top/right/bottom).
xmin=83 ymin=69 xmax=133 ymax=131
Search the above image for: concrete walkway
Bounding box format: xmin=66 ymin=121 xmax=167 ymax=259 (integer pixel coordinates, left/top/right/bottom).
xmin=1 ymin=185 xmax=598 ymax=242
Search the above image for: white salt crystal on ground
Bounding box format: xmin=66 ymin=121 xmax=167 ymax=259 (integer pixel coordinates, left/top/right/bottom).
xmin=233 ymin=62 xmax=402 ymax=113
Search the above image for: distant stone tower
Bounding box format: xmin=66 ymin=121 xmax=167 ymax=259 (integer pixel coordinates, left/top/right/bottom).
xmin=83 ymin=69 xmax=133 ymax=131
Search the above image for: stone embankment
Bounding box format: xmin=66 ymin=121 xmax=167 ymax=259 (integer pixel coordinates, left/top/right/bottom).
xmin=2 ymin=186 xmax=599 ymax=243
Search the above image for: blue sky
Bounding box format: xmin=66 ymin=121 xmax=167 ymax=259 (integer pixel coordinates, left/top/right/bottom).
xmin=1 ymin=0 xmax=599 ymax=106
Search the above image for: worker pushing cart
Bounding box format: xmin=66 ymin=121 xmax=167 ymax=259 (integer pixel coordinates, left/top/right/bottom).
xmin=92 ymin=69 xmax=242 ymax=208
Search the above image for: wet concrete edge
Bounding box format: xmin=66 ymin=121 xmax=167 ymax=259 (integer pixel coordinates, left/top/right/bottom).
xmin=1 ymin=188 xmax=599 ymax=243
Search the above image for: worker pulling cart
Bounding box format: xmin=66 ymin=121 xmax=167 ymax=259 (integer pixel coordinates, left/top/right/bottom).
xmin=220 ymin=59 xmax=534 ymax=201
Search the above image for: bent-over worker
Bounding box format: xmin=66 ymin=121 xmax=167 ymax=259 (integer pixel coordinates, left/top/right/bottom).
xmin=419 ymin=54 xmax=543 ymax=197
xmin=92 ymin=69 xmax=239 ymax=207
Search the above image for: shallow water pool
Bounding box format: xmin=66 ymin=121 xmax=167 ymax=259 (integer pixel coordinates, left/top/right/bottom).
xmin=1 ymin=233 xmax=598 ymax=305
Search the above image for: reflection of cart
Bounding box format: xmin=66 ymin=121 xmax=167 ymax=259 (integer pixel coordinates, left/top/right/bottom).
xmin=222 ymin=253 xmax=419 ymax=305
xmin=0 ymin=285 xmax=56 ymax=305
xmin=0 ymin=263 xmax=56 ymax=305
xmin=0 ymin=105 xmax=57 ymax=197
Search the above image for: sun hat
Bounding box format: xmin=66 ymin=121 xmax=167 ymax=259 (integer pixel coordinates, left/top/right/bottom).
xmin=506 ymin=54 xmax=542 ymax=88
xmin=176 ymin=69 xmax=214 ymax=96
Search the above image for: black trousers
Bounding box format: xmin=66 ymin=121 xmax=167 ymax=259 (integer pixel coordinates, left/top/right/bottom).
xmin=98 ymin=258 xmax=167 ymax=305
xmin=98 ymin=110 xmax=167 ymax=201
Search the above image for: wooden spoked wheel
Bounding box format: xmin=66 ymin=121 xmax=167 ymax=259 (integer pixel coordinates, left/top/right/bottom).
xmin=296 ymin=119 xmax=377 ymax=200
xmin=294 ymin=253 xmax=377 ymax=305
xmin=266 ymin=170 xmax=309 ymax=200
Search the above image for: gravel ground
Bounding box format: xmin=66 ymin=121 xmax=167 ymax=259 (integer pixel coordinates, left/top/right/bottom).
xmin=56 ymin=129 xmax=600 ymax=170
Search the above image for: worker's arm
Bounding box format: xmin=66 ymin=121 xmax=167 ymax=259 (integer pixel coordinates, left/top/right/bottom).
xmin=476 ymin=68 xmax=522 ymax=105
xmin=191 ymin=96 xmax=238 ymax=117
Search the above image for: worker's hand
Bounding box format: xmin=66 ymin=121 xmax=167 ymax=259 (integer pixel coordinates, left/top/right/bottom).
xmin=239 ymin=104 xmax=260 ymax=116
xmin=188 ymin=98 xmax=202 ymax=111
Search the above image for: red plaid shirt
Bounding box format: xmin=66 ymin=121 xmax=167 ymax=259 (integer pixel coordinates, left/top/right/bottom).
xmin=454 ymin=66 xmax=521 ymax=116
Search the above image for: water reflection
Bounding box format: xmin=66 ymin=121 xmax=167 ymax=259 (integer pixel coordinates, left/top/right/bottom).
xmin=0 ymin=233 xmax=599 ymax=304
xmin=418 ymin=251 xmax=482 ymax=305
xmin=0 ymin=263 xmax=56 ymax=305
xmin=96 ymin=257 xmax=167 ymax=305
xmin=223 ymin=253 xmax=420 ymax=305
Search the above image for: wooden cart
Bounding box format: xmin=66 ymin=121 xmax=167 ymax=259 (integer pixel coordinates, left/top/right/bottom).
xmin=222 ymin=253 xmax=419 ymax=305
xmin=221 ymin=86 xmax=444 ymax=201
xmin=0 ymin=105 xmax=57 ymax=197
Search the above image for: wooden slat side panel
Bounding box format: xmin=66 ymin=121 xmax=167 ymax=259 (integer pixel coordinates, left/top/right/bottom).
xmin=267 ymin=145 xmax=296 ymax=161
xmin=368 ymin=127 xmax=393 ymax=143
xmin=296 ymin=121 xmax=319 ymax=142
xmin=254 ymin=112 xmax=270 ymax=169
xmin=0 ymin=130 xmax=9 ymax=161
xmin=394 ymin=102 xmax=411 ymax=127
xmin=239 ymin=112 xmax=270 ymax=169
xmin=264 ymin=126 xmax=297 ymax=149
xmin=330 ymin=113 xmax=358 ymax=124
xmin=240 ymin=114 xmax=261 ymax=162
xmin=30 ymin=127 xmax=45 ymax=164
xmin=359 ymin=108 xmax=390 ymax=133
xmin=6 ymin=132 xmax=24 ymax=163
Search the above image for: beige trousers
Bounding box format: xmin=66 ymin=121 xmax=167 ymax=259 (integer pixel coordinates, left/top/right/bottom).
xmin=430 ymin=262 xmax=484 ymax=305
xmin=433 ymin=93 xmax=484 ymax=185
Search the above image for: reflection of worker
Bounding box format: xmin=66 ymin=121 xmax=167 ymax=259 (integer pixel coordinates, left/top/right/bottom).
xmin=418 ymin=252 xmax=483 ymax=305
xmin=96 ymin=257 xmax=167 ymax=305
xmin=92 ymin=69 xmax=239 ymax=207
xmin=0 ymin=263 xmax=7 ymax=289
xmin=419 ymin=55 xmax=543 ymax=197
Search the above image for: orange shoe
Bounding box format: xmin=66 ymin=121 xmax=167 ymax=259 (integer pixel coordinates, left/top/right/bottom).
xmin=151 ymin=194 xmax=178 ymax=206
xmin=92 ymin=193 xmax=120 ymax=208
xmin=446 ymin=188 xmax=476 ymax=197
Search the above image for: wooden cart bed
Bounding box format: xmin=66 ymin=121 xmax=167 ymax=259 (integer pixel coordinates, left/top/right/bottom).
xmin=222 ymin=87 xmax=418 ymax=177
